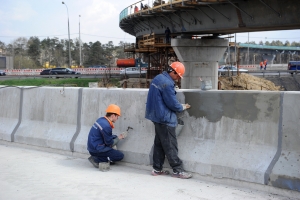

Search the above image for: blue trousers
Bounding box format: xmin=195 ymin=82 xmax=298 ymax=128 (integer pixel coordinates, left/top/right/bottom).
xmin=89 ymin=149 xmax=124 ymax=163
xmin=153 ymin=122 xmax=183 ymax=173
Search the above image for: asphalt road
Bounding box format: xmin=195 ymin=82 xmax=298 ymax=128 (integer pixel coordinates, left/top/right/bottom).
xmin=0 ymin=74 xmax=120 ymax=80
xmin=0 ymin=71 xmax=298 ymax=81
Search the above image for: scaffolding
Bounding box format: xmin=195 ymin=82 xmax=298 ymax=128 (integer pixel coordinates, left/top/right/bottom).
xmin=124 ymin=33 xmax=177 ymax=81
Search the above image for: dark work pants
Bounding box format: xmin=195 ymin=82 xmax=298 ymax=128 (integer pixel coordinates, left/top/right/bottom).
xmin=153 ymin=122 xmax=183 ymax=173
xmin=89 ymin=149 xmax=124 ymax=163
xmin=165 ymin=35 xmax=170 ymax=43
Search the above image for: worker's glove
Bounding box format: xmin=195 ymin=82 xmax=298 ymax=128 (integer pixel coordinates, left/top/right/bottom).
xmin=182 ymin=103 xmax=191 ymax=110
xmin=120 ymin=131 xmax=128 ymax=139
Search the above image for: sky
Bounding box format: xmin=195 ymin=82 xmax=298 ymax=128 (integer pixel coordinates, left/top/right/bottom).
xmin=0 ymin=0 xmax=299 ymax=46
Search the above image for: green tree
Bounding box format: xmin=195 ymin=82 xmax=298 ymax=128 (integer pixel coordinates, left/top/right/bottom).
xmin=0 ymin=40 xmax=5 ymax=54
xmin=53 ymin=39 xmax=64 ymax=67
xmin=27 ymin=37 xmax=41 ymax=67
xmin=13 ymin=37 xmax=28 ymax=68
xmin=291 ymin=42 xmax=300 ymax=47
xmin=86 ymin=41 xmax=105 ymax=66
xmin=284 ymin=41 xmax=291 ymax=46
xmin=244 ymin=41 xmax=256 ymax=44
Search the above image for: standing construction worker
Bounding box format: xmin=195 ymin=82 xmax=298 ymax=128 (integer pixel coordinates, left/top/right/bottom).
xmin=264 ymin=59 xmax=268 ymax=70
xmin=260 ymin=61 xmax=264 ymax=70
xmin=87 ymin=104 xmax=127 ymax=169
xmin=165 ymin=27 xmax=171 ymax=43
xmin=145 ymin=61 xmax=192 ymax=179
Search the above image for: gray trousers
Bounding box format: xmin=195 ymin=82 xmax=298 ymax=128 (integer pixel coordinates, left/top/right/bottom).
xmin=153 ymin=122 xmax=183 ymax=173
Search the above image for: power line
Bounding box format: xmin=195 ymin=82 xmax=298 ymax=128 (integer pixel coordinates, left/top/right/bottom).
xmin=0 ymin=33 xmax=135 ymax=41
xmin=237 ymin=35 xmax=300 ymax=40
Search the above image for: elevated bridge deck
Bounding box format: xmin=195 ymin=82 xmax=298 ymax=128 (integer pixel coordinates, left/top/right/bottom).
xmin=119 ymin=0 xmax=300 ymax=39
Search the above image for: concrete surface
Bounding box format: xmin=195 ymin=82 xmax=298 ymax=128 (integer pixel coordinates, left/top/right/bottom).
xmin=0 ymin=143 xmax=299 ymax=200
xmin=177 ymin=91 xmax=281 ymax=185
xmin=0 ymin=86 xmax=21 ymax=142
xmin=172 ymin=38 xmax=228 ymax=89
xmin=270 ymin=92 xmax=300 ymax=190
xmin=1 ymin=87 xmax=300 ymax=193
xmin=14 ymin=87 xmax=79 ymax=151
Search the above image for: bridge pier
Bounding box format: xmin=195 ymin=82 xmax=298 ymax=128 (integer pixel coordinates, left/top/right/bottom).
xmin=172 ymin=38 xmax=228 ymax=89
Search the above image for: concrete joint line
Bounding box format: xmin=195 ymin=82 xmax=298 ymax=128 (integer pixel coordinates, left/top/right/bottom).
xmin=70 ymin=88 xmax=83 ymax=152
xmin=11 ymin=87 xmax=24 ymax=142
xmin=264 ymin=92 xmax=284 ymax=184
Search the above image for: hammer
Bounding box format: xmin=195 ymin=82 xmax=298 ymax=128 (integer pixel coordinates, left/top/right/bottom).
xmin=127 ymin=126 xmax=133 ymax=132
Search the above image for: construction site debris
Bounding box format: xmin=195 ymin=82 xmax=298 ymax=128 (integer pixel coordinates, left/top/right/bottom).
xmin=219 ymin=73 xmax=282 ymax=91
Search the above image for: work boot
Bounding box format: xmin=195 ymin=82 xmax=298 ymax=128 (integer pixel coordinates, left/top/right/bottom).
xmin=172 ymin=171 xmax=192 ymax=179
xmin=88 ymin=156 xmax=99 ymax=168
xmin=151 ymin=169 xmax=170 ymax=176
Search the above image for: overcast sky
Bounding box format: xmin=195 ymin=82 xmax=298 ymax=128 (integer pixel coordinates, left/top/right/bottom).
xmin=0 ymin=0 xmax=299 ymax=46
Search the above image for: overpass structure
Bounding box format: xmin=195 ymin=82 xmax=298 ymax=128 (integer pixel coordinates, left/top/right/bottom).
xmin=119 ymin=0 xmax=300 ymax=89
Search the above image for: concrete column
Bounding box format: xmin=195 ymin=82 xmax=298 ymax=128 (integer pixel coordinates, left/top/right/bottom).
xmin=172 ymin=38 xmax=228 ymax=89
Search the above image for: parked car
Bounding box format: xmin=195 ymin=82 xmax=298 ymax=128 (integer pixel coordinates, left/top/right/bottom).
xmin=288 ymin=61 xmax=300 ymax=74
xmin=120 ymin=67 xmax=147 ymax=79
xmin=0 ymin=70 xmax=6 ymax=76
xmin=40 ymin=69 xmax=51 ymax=75
xmin=49 ymin=68 xmax=81 ymax=75
xmin=218 ymin=65 xmax=248 ymax=75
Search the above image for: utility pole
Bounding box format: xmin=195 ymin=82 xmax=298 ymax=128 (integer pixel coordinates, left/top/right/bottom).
xmin=62 ymin=2 xmax=72 ymax=67
xmin=247 ymin=32 xmax=249 ymax=65
xmin=79 ymin=15 xmax=82 ymax=67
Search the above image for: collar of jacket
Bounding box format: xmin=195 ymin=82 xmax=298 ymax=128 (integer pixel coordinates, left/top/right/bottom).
xmin=162 ymin=71 xmax=175 ymax=84
xmin=104 ymin=116 xmax=115 ymax=129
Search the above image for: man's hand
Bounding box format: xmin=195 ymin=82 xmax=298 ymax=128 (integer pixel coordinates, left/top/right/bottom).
xmin=182 ymin=103 xmax=191 ymax=110
xmin=119 ymin=131 xmax=128 ymax=139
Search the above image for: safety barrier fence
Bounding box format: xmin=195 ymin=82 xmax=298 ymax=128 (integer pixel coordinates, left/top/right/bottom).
xmin=119 ymin=0 xmax=189 ymax=22
xmin=4 ymin=68 xmax=124 ymax=76
xmin=3 ymin=67 xmax=152 ymax=76
xmin=0 ymin=87 xmax=299 ymax=192
xmin=239 ymin=65 xmax=257 ymax=70
xmin=3 ymin=66 xmax=286 ymax=76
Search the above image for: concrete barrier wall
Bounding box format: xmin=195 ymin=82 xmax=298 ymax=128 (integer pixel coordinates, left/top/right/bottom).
xmin=0 ymin=86 xmax=21 ymax=141
xmin=270 ymin=92 xmax=300 ymax=191
xmin=13 ymin=87 xmax=80 ymax=151
xmin=0 ymin=87 xmax=299 ymax=192
xmin=74 ymin=88 xmax=154 ymax=165
xmin=176 ymin=91 xmax=280 ymax=185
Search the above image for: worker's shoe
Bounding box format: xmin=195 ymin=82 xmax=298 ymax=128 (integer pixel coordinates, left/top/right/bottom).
xmin=109 ymin=161 xmax=116 ymax=165
xmin=151 ymin=169 xmax=170 ymax=176
xmin=88 ymin=156 xmax=99 ymax=168
xmin=172 ymin=171 xmax=192 ymax=179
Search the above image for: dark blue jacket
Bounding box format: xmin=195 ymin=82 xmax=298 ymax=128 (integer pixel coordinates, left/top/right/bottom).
xmin=145 ymin=71 xmax=183 ymax=127
xmin=87 ymin=117 xmax=117 ymax=153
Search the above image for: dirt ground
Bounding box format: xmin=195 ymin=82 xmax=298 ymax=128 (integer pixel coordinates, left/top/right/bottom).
xmin=219 ymin=73 xmax=282 ymax=91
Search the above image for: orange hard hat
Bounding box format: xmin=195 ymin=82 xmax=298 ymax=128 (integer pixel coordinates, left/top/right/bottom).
xmin=106 ymin=104 xmax=121 ymax=116
xmin=170 ymin=61 xmax=185 ymax=78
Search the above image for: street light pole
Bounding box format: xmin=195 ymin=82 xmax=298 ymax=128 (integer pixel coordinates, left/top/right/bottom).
xmin=247 ymin=32 xmax=249 ymax=65
xmin=79 ymin=15 xmax=82 ymax=67
xmin=62 ymin=2 xmax=72 ymax=67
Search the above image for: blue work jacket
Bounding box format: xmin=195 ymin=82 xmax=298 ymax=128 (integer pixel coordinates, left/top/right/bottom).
xmin=145 ymin=71 xmax=183 ymax=127
xmin=87 ymin=117 xmax=117 ymax=153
